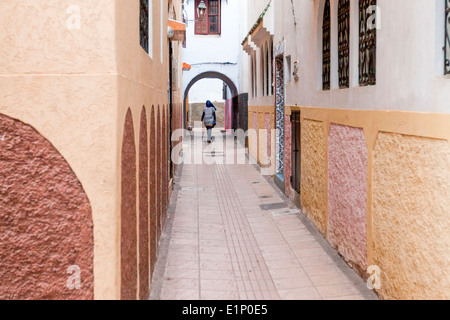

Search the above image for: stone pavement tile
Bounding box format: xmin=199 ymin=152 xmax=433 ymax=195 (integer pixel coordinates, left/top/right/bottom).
xmin=278 ymin=286 xmax=322 ymax=300
xmin=170 ymin=232 xmax=198 ymax=240
xmin=284 ymin=233 xmax=317 ymax=244
xmin=161 ymin=289 xmax=200 ymax=300
xmin=297 ymin=255 xmax=337 ymax=267
xmin=166 ymin=251 xmax=199 ymax=262
xmin=289 ymin=240 xmax=323 ymax=251
xmin=200 ymin=253 xmax=231 ymax=262
xmin=292 ymin=247 xmax=329 ymax=258
xmin=268 ymin=267 xmax=308 ymax=279
xmin=308 ymin=272 xmax=355 ymax=286
xmin=201 ymin=270 xmax=236 ymax=280
xmin=171 ymin=226 xmax=198 ymax=234
xmin=273 ymin=276 xmax=313 ymax=290
xmin=200 ymin=239 xmax=228 ymax=247
xmin=199 ymin=233 xmax=227 ymax=241
xmin=264 ymin=259 xmax=301 ymax=270
xmin=164 ymin=268 xmax=199 ymax=280
xmin=261 ymin=249 xmax=296 ymax=261
xmin=316 ymin=283 xmax=363 ymax=299
xmin=302 ymin=263 xmax=344 ymax=276
xmin=201 ymin=279 xmax=238 ymax=291
xmin=200 ymin=246 xmax=230 ymax=254
xmin=168 ymin=244 xmax=199 ymax=254
xmin=200 ymin=290 xmax=239 ymax=300
xmin=166 ymin=259 xmax=199 ymax=270
xmin=277 ymin=222 xmax=308 ymax=232
xmin=259 ymin=244 xmax=291 ymax=254
xmin=200 ymin=261 xmax=234 ymax=271
xmin=327 ymin=294 xmax=366 ymax=300
xmin=161 ymin=278 xmax=199 ymax=290
xmin=170 ymin=238 xmax=198 ymax=246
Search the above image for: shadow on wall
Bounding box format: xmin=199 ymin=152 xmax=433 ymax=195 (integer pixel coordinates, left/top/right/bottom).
xmin=0 ymin=113 xmax=94 ymax=300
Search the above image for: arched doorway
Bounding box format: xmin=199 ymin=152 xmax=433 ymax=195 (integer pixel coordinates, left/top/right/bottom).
xmin=183 ymin=71 xmax=239 ymax=131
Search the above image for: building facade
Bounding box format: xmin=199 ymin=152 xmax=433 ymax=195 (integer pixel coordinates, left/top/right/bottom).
xmin=242 ymin=0 xmax=450 ymax=300
xmin=0 ymin=0 xmax=184 ymax=300
xmin=182 ymin=0 xmax=248 ymax=131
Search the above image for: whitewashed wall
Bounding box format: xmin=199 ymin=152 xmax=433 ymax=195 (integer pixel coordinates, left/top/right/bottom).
xmin=270 ymin=0 xmax=450 ymax=113
xmin=182 ymin=0 xmax=242 ymax=103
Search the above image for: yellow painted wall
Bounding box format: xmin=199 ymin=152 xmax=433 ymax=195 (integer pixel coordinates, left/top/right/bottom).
xmin=248 ymin=104 xmax=450 ymax=299
xmin=0 ymin=0 xmax=183 ymax=300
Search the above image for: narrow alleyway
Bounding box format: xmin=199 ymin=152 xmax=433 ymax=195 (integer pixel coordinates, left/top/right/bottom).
xmin=150 ymin=129 xmax=378 ymax=300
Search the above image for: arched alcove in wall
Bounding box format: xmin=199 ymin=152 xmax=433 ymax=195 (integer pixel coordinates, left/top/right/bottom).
xmin=0 ymin=113 xmax=94 ymax=300
xmin=121 ymin=108 xmax=137 ymax=300
xmin=138 ymin=106 xmax=149 ymax=300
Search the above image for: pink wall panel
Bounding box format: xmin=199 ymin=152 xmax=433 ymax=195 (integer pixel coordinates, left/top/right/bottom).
xmin=328 ymin=123 xmax=368 ymax=272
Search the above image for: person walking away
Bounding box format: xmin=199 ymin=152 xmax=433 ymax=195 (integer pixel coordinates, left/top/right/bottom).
xmin=201 ymin=100 xmax=217 ymax=143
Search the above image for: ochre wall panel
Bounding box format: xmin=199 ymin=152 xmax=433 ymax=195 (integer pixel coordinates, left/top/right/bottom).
xmin=373 ymin=133 xmax=450 ymax=300
xmin=301 ymin=119 xmax=327 ymax=236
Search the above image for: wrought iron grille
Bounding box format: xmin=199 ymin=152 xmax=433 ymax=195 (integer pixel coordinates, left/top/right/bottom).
xmin=140 ymin=0 xmax=149 ymax=53
xmin=338 ymin=0 xmax=350 ymax=88
xmin=322 ymin=0 xmax=331 ymax=90
xmin=445 ymin=0 xmax=450 ymax=74
xmin=359 ymin=0 xmax=377 ymax=86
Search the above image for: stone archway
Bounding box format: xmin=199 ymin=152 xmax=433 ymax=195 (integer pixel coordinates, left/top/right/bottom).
xmin=183 ymin=71 xmax=239 ymax=130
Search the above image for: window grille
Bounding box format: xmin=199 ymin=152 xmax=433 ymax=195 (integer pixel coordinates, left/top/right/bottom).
xmin=140 ymin=0 xmax=149 ymax=53
xmin=445 ymin=0 xmax=450 ymax=74
xmin=338 ymin=0 xmax=350 ymax=88
xmin=359 ymin=0 xmax=377 ymax=86
xmin=322 ymin=0 xmax=331 ymax=90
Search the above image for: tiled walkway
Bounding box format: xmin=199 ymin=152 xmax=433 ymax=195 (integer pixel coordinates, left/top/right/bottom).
xmin=150 ymin=129 xmax=378 ymax=300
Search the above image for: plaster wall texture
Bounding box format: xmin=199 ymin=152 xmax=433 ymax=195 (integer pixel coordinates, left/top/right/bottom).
xmin=328 ymin=124 xmax=368 ymax=273
xmin=0 ymin=114 xmax=94 ymax=300
xmin=120 ymin=109 xmax=138 ymax=300
xmin=271 ymin=0 xmax=450 ymax=113
xmin=0 ymin=0 xmax=184 ymax=299
xmin=0 ymin=0 xmax=116 ymax=75
xmin=138 ymin=109 xmax=150 ymax=301
xmin=301 ymin=119 xmax=327 ymax=236
xmin=373 ymin=133 xmax=450 ymax=300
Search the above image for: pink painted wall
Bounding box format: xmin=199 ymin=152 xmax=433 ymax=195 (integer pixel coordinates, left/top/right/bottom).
xmin=328 ymin=124 xmax=368 ymax=272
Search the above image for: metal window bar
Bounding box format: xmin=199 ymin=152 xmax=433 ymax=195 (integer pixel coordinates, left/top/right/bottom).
xmin=359 ymin=0 xmax=376 ymax=86
xmin=338 ymin=0 xmax=350 ymax=88
xmin=140 ymin=0 xmax=149 ymax=53
xmin=323 ymin=0 xmax=331 ymax=90
xmin=209 ymin=0 xmax=219 ymax=34
xmin=445 ymin=0 xmax=450 ymax=75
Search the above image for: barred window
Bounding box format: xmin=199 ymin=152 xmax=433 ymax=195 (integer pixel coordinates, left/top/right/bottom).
xmin=338 ymin=0 xmax=350 ymax=88
xmin=445 ymin=0 xmax=450 ymax=74
xmin=322 ymin=0 xmax=331 ymax=90
xmin=140 ymin=0 xmax=149 ymax=53
xmin=195 ymin=0 xmax=221 ymax=35
xmin=359 ymin=0 xmax=377 ymax=86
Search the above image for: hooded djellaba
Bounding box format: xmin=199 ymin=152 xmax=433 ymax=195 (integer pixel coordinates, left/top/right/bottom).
xmin=201 ymin=100 xmax=217 ymax=143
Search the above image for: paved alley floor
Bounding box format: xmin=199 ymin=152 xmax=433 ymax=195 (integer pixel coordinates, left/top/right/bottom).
xmin=150 ymin=129 xmax=378 ymax=300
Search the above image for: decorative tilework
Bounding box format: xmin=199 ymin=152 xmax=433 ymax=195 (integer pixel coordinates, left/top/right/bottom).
xmin=275 ymin=58 xmax=285 ymax=174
